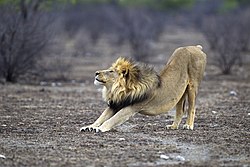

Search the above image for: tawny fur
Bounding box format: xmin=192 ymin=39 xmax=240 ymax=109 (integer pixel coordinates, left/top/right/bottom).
xmin=80 ymin=45 xmax=207 ymax=132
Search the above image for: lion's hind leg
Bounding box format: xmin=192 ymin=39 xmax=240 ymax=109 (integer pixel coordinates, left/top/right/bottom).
xmin=183 ymin=82 xmax=198 ymax=130
xmin=166 ymin=90 xmax=187 ymax=130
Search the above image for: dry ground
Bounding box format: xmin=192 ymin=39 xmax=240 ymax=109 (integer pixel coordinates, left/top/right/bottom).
xmin=0 ymin=28 xmax=250 ymax=166
xmin=0 ymin=63 xmax=250 ymax=167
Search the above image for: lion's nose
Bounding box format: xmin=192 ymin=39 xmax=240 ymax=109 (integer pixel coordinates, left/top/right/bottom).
xmin=95 ymin=71 xmax=100 ymax=76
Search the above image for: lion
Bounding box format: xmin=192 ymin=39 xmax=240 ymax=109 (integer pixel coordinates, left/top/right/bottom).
xmin=80 ymin=45 xmax=206 ymax=132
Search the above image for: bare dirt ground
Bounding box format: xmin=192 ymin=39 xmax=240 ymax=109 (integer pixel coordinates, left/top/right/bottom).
xmin=0 ymin=28 xmax=250 ymax=166
xmin=0 ymin=63 xmax=250 ymax=167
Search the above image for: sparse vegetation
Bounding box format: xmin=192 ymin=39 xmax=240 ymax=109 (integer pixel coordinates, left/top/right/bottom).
xmin=201 ymin=9 xmax=250 ymax=74
xmin=0 ymin=0 xmax=51 ymax=82
xmin=63 ymin=4 xmax=166 ymax=61
xmin=0 ymin=0 xmax=250 ymax=82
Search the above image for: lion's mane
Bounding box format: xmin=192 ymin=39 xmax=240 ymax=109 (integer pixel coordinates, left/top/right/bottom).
xmin=103 ymin=58 xmax=161 ymax=112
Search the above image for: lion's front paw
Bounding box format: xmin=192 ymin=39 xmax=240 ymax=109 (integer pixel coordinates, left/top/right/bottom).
xmin=80 ymin=126 xmax=102 ymax=133
xmin=166 ymin=124 xmax=179 ymax=130
xmin=80 ymin=126 xmax=91 ymax=132
xmin=183 ymin=124 xmax=194 ymax=130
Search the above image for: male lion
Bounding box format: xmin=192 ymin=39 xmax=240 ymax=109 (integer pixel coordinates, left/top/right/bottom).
xmin=80 ymin=45 xmax=206 ymax=132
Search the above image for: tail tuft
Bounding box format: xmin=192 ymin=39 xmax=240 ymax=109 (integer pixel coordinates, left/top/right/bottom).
xmin=196 ymin=45 xmax=203 ymax=50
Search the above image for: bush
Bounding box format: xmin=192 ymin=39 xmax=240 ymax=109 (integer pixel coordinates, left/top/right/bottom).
xmin=114 ymin=7 xmax=166 ymax=61
xmin=201 ymin=9 xmax=250 ymax=74
xmin=63 ymin=4 xmax=166 ymax=61
xmin=0 ymin=1 xmax=51 ymax=82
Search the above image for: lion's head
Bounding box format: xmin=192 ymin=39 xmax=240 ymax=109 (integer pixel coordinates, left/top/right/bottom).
xmin=94 ymin=57 xmax=161 ymax=111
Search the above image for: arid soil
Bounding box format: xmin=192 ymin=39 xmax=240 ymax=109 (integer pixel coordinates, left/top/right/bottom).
xmin=0 ymin=27 xmax=250 ymax=166
xmin=0 ymin=62 xmax=250 ymax=167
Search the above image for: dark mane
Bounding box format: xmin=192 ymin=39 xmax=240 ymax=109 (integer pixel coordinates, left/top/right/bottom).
xmin=108 ymin=92 xmax=149 ymax=112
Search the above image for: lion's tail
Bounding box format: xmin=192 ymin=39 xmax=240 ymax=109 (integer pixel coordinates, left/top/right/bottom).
xmin=196 ymin=45 xmax=203 ymax=50
xmin=182 ymin=88 xmax=188 ymax=116
xmin=183 ymin=98 xmax=186 ymax=115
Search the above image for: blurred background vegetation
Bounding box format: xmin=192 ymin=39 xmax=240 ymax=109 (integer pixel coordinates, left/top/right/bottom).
xmin=0 ymin=0 xmax=250 ymax=83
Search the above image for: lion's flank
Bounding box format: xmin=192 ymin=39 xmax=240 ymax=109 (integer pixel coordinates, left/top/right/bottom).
xmin=105 ymin=57 xmax=161 ymax=111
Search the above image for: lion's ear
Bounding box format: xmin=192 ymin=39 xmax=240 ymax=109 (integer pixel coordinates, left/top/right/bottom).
xmin=122 ymin=69 xmax=129 ymax=78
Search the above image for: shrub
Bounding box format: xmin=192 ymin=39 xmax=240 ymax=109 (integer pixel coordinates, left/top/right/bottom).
xmin=63 ymin=4 xmax=166 ymax=61
xmin=0 ymin=1 xmax=51 ymax=82
xmin=201 ymin=10 xmax=250 ymax=74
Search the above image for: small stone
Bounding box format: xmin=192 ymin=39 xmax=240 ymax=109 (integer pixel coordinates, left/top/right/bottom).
xmin=118 ymin=138 xmax=125 ymax=141
xmin=176 ymin=155 xmax=185 ymax=161
xmin=40 ymin=81 xmax=47 ymax=86
xmin=0 ymin=154 xmax=6 ymax=159
xmin=248 ymin=113 xmax=250 ymax=116
xmin=210 ymin=124 xmax=219 ymax=128
xmin=57 ymin=82 xmax=62 ymax=86
xmin=211 ymin=111 xmax=217 ymax=114
xmin=1 ymin=124 xmax=7 ymax=127
xmin=51 ymin=82 xmax=56 ymax=87
xmin=229 ymin=90 xmax=237 ymax=96
xmin=160 ymin=154 xmax=170 ymax=160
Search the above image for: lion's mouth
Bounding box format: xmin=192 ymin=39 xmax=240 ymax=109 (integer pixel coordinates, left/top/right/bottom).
xmin=95 ymin=78 xmax=106 ymax=83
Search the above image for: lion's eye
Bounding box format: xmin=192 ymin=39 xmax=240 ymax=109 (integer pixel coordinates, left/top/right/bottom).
xmin=109 ymin=70 xmax=114 ymax=73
